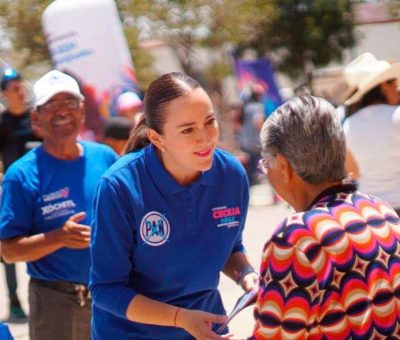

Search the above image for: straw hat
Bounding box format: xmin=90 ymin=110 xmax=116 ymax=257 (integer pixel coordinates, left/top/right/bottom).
xmin=343 ymin=52 xmax=400 ymax=106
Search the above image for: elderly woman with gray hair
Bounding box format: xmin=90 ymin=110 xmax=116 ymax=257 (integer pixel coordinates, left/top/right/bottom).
xmin=250 ymin=95 xmax=400 ymax=339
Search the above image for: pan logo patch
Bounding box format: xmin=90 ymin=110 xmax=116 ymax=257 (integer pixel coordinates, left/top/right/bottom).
xmin=140 ymin=211 xmax=170 ymax=246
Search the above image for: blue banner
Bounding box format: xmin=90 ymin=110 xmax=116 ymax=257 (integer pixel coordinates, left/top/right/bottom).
xmin=234 ymin=58 xmax=283 ymax=116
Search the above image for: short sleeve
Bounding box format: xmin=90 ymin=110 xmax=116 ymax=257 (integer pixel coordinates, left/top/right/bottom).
xmin=0 ymin=177 xmax=35 ymax=239
xmin=393 ymin=106 xmax=400 ymax=126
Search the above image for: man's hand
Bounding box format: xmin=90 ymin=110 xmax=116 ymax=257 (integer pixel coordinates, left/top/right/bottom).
xmin=0 ymin=212 xmax=91 ymax=263
xmin=51 ymin=212 xmax=91 ymax=249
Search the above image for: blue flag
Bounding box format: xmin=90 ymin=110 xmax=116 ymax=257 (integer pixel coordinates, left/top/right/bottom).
xmin=234 ymin=58 xmax=283 ymax=116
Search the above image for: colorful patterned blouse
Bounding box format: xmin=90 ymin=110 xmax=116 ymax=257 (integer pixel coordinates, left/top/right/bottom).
xmin=251 ymin=184 xmax=400 ymax=339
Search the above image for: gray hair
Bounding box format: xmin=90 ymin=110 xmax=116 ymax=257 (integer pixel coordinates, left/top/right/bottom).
xmin=260 ymin=95 xmax=346 ymax=184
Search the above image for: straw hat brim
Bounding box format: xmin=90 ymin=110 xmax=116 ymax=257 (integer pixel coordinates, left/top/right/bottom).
xmin=344 ymin=62 xmax=400 ymax=106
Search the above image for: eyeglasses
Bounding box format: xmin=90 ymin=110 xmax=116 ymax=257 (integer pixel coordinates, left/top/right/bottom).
xmin=258 ymin=158 xmax=274 ymax=175
xmin=39 ymin=99 xmax=80 ymax=114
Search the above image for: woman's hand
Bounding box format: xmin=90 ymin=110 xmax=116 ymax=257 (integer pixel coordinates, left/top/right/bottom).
xmin=176 ymin=308 xmax=229 ymax=340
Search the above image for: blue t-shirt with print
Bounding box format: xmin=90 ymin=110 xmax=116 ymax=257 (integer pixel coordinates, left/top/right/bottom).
xmin=0 ymin=141 xmax=118 ymax=284
xmin=90 ymin=144 xmax=249 ymax=339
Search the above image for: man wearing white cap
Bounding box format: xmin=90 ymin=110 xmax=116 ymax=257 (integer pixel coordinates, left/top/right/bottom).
xmin=343 ymin=53 xmax=400 ymax=213
xmin=0 ymin=70 xmax=118 ymax=340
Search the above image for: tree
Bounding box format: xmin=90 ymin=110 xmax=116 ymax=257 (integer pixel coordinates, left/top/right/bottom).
xmin=121 ymin=23 xmax=157 ymax=90
xmin=234 ymin=0 xmax=356 ymax=87
xmin=118 ymin=0 xmax=274 ymax=81
xmin=1 ymin=0 xmax=356 ymax=92
xmin=0 ymin=0 xmax=51 ymax=67
xmin=0 ymin=0 xmax=155 ymax=88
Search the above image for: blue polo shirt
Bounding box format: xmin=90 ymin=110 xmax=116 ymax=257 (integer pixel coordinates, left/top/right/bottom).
xmin=0 ymin=141 xmax=118 ymax=284
xmin=0 ymin=322 xmax=13 ymax=340
xmin=90 ymin=144 xmax=249 ymax=339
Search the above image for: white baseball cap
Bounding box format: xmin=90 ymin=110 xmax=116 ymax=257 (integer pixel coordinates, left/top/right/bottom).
xmin=33 ymin=70 xmax=85 ymax=108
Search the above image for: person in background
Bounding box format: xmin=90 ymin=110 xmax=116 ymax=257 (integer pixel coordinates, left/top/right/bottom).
xmin=116 ymin=91 xmax=143 ymax=123
xmin=237 ymin=87 xmax=265 ymax=186
xmin=0 ymin=68 xmax=40 ymax=320
xmin=343 ymin=53 xmax=400 ymax=215
xmin=101 ymin=92 xmax=143 ymax=154
xmin=0 ymin=70 xmax=118 ymax=340
xmin=103 ymin=115 xmax=133 ymax=155
xmin=90 ymin=72 xmax=258 ymax=339
xmin=251 ymin=95 xmax=400 ymax=339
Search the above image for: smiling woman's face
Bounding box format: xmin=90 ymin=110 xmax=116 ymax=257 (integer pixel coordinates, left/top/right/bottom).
xmin=151 ymin=87 xmax=219 ymax=185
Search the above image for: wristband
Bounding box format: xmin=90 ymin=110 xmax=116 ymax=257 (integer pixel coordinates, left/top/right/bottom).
xmin=236 ymin=266 xmax=257 ymax=285
xmin=173 ymin=307 xmax=181 ymax=327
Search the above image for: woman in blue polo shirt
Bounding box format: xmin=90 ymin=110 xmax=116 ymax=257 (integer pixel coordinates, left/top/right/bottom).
xmin=90 ymin=72 xmax=257 ymax=339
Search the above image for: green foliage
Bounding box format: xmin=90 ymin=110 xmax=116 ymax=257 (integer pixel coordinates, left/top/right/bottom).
xmin=387 ymin=0 xmax=400 ymax=18
xmin=0 ymin=0 xmax=156 ymax=89
xmin=123 ymin=25 xmax=157 ymax=90
xmin=237 ymin=0 xmax=356 ymax=80
xmin=119 ymin=0 xmax=208 ymax=77
xmin=1 ymin=0 xmax=356 ymax=86
xmin=200 ymin=0 xmax=277 ymax=48
xmin=0 ymin=0 xmax=52 ymax=67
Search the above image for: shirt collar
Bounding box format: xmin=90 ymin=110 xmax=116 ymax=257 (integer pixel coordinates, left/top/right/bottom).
xmin=145 ymin=144 xmax=217 ymax=195
xmin=198 ymin=157 xmax=217 ymax=186
xmin=306 ymin=182 xmax=357 ymax=210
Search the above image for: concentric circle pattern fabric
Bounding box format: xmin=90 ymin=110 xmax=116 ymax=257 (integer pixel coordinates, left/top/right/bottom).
xmin=252 ymin=187 xmax=400 ymax=339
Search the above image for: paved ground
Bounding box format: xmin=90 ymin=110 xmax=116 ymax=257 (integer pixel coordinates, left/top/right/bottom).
xmin=0 ymin=182 xmax=290 ymax=339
